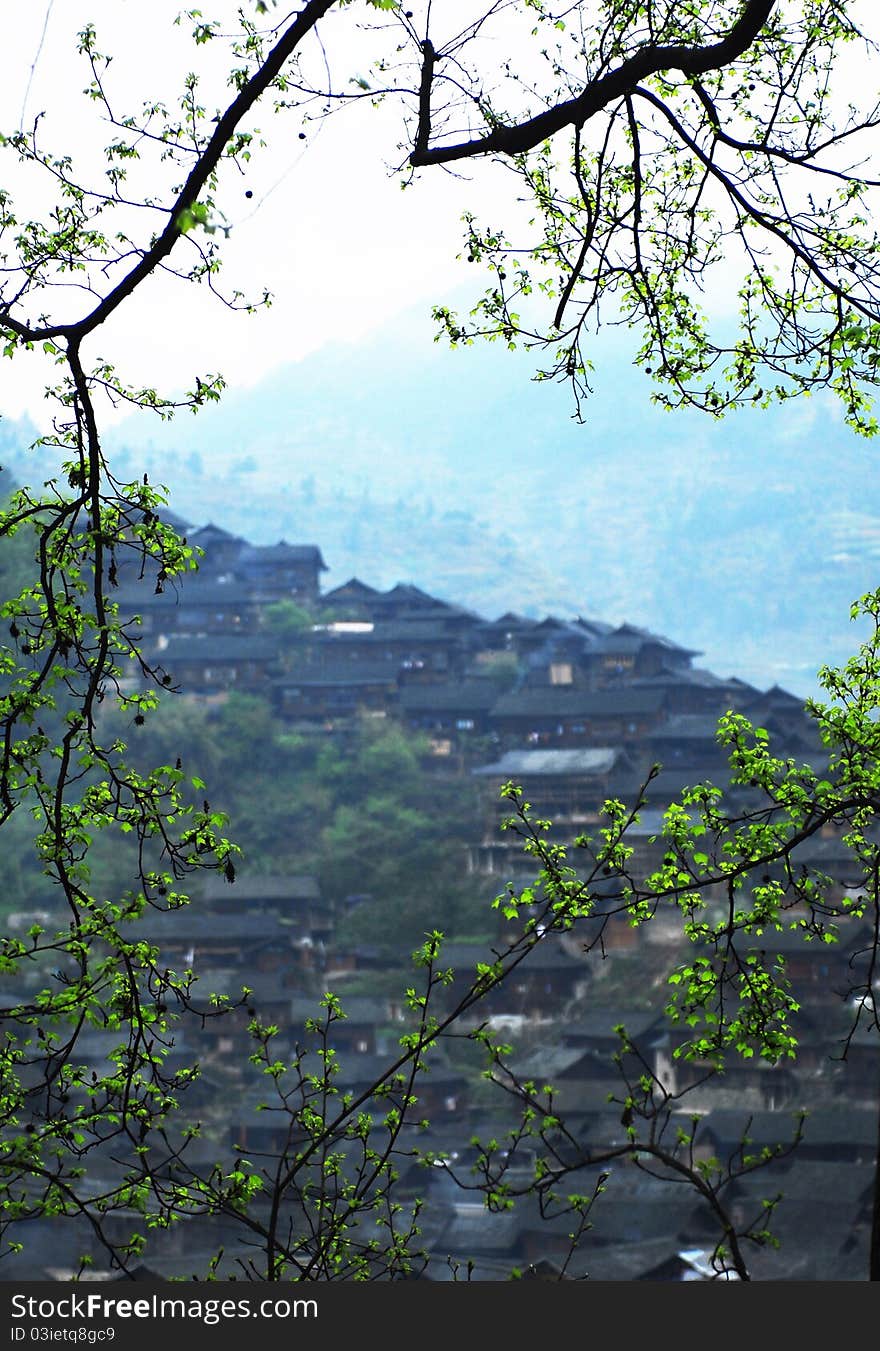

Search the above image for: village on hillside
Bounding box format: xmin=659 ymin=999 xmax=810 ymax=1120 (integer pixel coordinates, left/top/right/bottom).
xmin=3 ymin=516 xmax=878 ymax=1281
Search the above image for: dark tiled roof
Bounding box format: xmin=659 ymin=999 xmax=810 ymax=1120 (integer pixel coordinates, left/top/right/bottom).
xmin=322 ymin=577 xmax=381 ymax=600
xmin=189 ymin=522 xmax=248 ymax=547
xmin=201 ymin=873 xmax=321 ymax=903
xmin=240 ymin=542 xmax=328 ymax=569
xmin=485 ymin=611 xmax=539 ymax=629
xmin=161 ymin=633 xmax=278 ymax=661
xmin=350 ymin=620 xmax=466 ymax=643
xmin=424 ymin=1207 xmax=525 ymax=1259
xmin=742 ymin=684 xmax=806 ymax=711
xmin=573 ymin=617 xmax=616 ymax=638
xmin=126 ymin=908 xmax=294 ymax=944
xmin=632 ymin=666 xmax=757 ymax=693
xmin=398 ymin=683 xmax=499 ymax=713
xmin=507 ymin=1046 xmax=593 ymax=1080
xmin=603 ymin=623 xmax=701 ymax=655
xmin=645 ymin=714 xmax=726 ymax=741
xmin=737 ymin=1158 xmax=874 ymax=1205
xmin=531 ymin=616 xmax=573 ymax=632
xmin=562 ymin=1009 xmax=669 ymax=1043
xmin=490 ymin=689 xmax=666 ymax=718
xmin=687 ymin=1108 xmax=816 ymax=1149
xmin=735 ymin=916 xmax=873 ymax=955
xmin=373 ymin=583 xmax=455 ymax=610
xmin=115 ymin=579 xmax=259 ymax=608
xmin=790 ymin=1107 xmax=879 ymax=1148
xmin=273 ymin=661 xmax=401 ymax=687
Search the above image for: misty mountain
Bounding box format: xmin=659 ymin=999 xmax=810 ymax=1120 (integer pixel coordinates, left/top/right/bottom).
xmin=3 ymin=301 xmax=880 ymax=699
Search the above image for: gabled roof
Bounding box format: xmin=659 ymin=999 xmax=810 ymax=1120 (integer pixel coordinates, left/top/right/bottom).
xmin=472 ymin=747 xmax=625 ymax=777
xmin=573 ymin=616 xmax=616 ymax=638
xmin=189 ymin=522 xmax=248 ymax=547
xmin=589 ymin=624 xmax=701 ymax=657
xmin=322 ymin=577 xmax=381 ymax=601
xmin=742 ymin=683 xmax=806 ymax=711
xmin=373 ymin=582 xmax=455 ymax=610
xmin=241 ymin=541 xmax=328 ymax=569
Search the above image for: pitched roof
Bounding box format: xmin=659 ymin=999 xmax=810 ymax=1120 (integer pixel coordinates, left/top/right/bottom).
xmin=644 ymin=714 xmax=726 ymax=741
xmin=322 ymin=577 xmax=381 ymax=601
xmin=742 ymin=684 xmax=806 ymax=710
xmin=506 ymin=1046 xmax=594 ymax=1080
xmin=472 ymin=747 xmax=625 ymax=777
xmin=588 ymin=624 xmax=701 ymax=657
xmin=240 ymin=542 xmax=328 ymax=569
xmin=273 ymin=661 xmax=401 ymax=687
xmin=490 ymin=688 xmax=666 ymax=718
xmin=188 ymin=522 xmax=248 ymax=547
xmin=573 ymin=616 xmax=616 ymax=638
xmin=117 ymin=578 xmax=260 ymax=607
xmin=127 ymin=909 xmax=294 ymax=944
xmin=398 ymin=683 xmax=499 ymax=713
xmin=161 ymin=633 xmax=278 ymax=661
xmin=562 ymin=1008 xmax=670 ymax=1043
xmin=632 ymin=666 xmax=758 ymax=693
xmin=201 ymin=873 xmax=322 ymax=904
xmin=372 ymin=583 xmax=456 ymax=610
xmin=488 ymin=611 xmax=538 ymax=628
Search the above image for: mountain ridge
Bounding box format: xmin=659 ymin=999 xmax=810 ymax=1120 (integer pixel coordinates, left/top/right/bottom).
xmin=3 ymin=303 xmax=879 ymax=699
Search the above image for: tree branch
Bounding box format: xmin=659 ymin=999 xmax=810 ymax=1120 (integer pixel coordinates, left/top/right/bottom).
xmin=410 ymin=0 xmax=776 ymax=166
xmin=1 ymin=0 xmax=338 ymax=345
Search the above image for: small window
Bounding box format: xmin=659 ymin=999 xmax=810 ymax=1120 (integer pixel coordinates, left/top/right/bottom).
xmin=550 ymin=662 xmax=573 ymax=685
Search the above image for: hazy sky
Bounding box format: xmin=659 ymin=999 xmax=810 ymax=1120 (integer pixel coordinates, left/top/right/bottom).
xmin=2 ymin=2 xmax=876 ymax=433
xmin=1 ymin=1 xmax=516 ymax=427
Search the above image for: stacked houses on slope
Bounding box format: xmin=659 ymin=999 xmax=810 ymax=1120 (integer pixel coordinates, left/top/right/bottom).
xmin=8 ymin=514 xmax=876 ymax=1282
xmin=116 ymin=513 xmax=830 ymax=886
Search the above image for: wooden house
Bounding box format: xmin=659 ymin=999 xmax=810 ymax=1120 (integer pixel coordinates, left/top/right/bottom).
xmin=159 ymin=632 xmax=278 ymax=692
xmin=237 ymin=540 xmax=328 ymax=603
xmin=271 ymin=660 xmax=401 ymax=722
xmin=580 ymin=623 xmax=700 ymax=686
xmin=487 ymin=687 xmax=668 ymax=748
